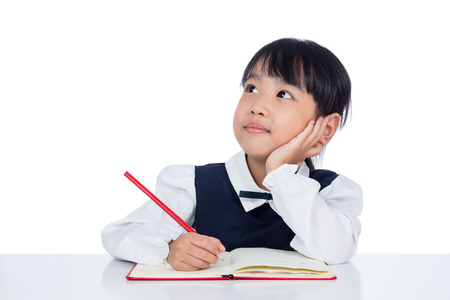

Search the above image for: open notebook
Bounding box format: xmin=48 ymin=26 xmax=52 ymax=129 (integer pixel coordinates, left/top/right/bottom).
xmin=126 ymin=247 xmax=336 ymax=280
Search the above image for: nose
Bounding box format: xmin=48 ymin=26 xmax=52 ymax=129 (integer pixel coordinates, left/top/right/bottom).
xmin=250 ymin=95 xmax=269 ymax=117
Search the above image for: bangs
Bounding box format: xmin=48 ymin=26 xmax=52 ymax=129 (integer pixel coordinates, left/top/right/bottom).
xmin=241 ymin=39 xmax=312 ymax=92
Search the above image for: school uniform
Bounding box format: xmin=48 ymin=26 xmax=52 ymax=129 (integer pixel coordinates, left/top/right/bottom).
xmin=102 ymin=151 xmax=363 ymax=266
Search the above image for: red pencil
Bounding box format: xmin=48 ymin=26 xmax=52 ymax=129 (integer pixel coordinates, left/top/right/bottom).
xmin=124 ymin=171 xmax=195 ymax=233
xmin=124 ymin=171 xmax=223 ymax=260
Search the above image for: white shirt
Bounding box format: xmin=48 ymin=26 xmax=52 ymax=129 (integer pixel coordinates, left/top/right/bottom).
xmin=101 ymin=151 xmax=363 ymax=265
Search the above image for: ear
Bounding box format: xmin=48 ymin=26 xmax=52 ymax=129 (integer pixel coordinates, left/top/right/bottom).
xmin=319 ymin=113 xmax=340 ymax=146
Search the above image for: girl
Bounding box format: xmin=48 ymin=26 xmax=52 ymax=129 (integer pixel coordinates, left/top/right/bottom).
xmin=102 ymin=38 xmax=363 ymax=271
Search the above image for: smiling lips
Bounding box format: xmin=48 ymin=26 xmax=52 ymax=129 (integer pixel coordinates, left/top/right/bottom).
xmin=244 ymin=122 xmax=270 ymax=134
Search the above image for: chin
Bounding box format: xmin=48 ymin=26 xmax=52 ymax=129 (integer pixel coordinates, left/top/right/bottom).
xmin=238 ymin=139 xmax=277 ymax=161
xmin=243 ymin=148 xmax=271 ymax=163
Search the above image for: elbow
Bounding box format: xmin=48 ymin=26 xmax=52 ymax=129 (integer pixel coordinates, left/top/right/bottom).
xmin=101 ymin=224 xmax=126 ymax=258
xmin=321 ymin=233 xmax=359 ymax=265
xmin=322 ymin=246 xmax=357 ymax=265
xmin=101 ymin=226 xmax=116 ymax=256
xmin=290 ymin=233 xmax=358 ymax=265
xmin=322 ymin=212 xmax=361 ymax=264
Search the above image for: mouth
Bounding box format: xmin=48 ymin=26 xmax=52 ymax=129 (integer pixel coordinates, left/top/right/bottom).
xmin=244 ymin=122 xmax=270 ymax=134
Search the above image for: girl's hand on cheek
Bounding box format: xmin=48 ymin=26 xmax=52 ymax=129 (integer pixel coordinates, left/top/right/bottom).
xmin=167 ymin=232 xmax=226 ymax=271
xmin=266 ymin=116 xmax=328 ymax=174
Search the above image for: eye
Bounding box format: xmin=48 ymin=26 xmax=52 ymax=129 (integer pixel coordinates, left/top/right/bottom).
xmin=245 ymin=84 xmax=258 ymax=94
xmin=277 ymin=90 xmax=293 ymax=99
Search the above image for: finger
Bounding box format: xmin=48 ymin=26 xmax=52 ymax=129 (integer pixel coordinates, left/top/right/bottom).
xmin=304 ymin=120 xmax=316 ymax=135
xmin=209 ymin=236 xmax=226 ymax=252
xmin=172 ymin=259 xmax=205 ymax=271
xmin=167 ymin=234 xmax=219 ymax=271
xmin=188 ymin=244 xmax=220 ymax=264
xmin=303 ymin=117 xmax=323 ymax=146
xmin=191 ymin=235 xmax=224 ymax=262
xmin=181 ymin=233 xmax=225 ymax=258
xmin=305 ymin=142 xmax=323 ymax=158
xmin=211 ymin=237 xmax=226 ymax=260
xmin=192 ymin=235 xmax=225 ymax=254
xmin=306 ymin=117 xmax=328 ymax=147
xmin=182 ymin=249 xmax=216 ymax=269
xmin=291 ymin=120 xmax=315 ymax=146
xmin=314 ymin=117 xmax=328 ymax=144
xmin=171 ymin=254 xmax=210 ymax=271
xmin=172 ymin=237 xmax=220 ymax=269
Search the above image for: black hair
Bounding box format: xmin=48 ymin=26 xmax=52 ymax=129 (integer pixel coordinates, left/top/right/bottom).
xmin=241 ymin=38 xmax=352 ymax=169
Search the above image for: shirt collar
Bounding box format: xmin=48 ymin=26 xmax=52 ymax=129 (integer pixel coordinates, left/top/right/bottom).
xmin=225 ymin=151 xmax=268 ymax=212
xmin=224 ymin=151 xmax=310 ymax=212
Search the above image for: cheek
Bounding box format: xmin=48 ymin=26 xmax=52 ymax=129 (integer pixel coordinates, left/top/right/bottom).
xmin=232 ymin=117 xmax=240 ymax=140
xmin=274 ymin=114 xmax=310 ymax=143
xmin=232 ymin=104 xmax=244 ymax=138
xmin=277 ymin=126 xmax=301 ymax=144
xmin=233 ymin=99 xmax=248 ymax=123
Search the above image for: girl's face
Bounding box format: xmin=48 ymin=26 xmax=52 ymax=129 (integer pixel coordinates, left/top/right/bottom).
xmin=233 ymin=65 xmax=318 ymax=163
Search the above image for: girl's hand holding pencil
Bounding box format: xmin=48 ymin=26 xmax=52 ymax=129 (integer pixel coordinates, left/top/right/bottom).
xmin=167 ymin=232 xmax=226 ymax=271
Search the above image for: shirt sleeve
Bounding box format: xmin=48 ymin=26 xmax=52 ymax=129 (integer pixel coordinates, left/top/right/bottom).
xmin=101 ymin=164 xmax=196 ymax=266
xmin=262 ymin=164 xmax=363 ymax=264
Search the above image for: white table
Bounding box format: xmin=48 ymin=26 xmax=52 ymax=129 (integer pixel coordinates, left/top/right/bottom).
xmin=1 ymin=254 xmax=449 ymax=299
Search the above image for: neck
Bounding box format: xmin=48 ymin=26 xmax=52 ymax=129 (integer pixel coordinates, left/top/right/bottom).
xmin=245 ymin=154 xmax=270 ymax=191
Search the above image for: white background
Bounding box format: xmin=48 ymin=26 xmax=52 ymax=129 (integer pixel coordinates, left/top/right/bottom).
xmin=1 ymin=0 xmax=449 ymax=254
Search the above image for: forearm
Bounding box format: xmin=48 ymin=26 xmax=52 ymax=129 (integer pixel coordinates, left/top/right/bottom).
xmin=101 ymin=209 xmax=184 ymax=265
xmin=102 ymin=164 xmax=197 ymax=265
xmin=263 ymin=164 xmax=362 ymax=264
xmin=287 ymin=197 xmax=359 ymax=264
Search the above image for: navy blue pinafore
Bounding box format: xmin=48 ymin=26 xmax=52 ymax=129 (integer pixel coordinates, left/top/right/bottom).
xmin=192 ymin=163 xmax=337 ymax=251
